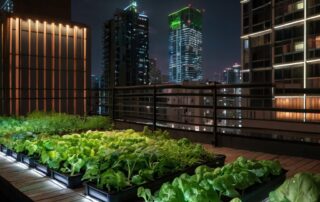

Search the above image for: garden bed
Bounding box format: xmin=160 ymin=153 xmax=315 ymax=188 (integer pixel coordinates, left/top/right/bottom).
xmin=85 ymin=154 xmax=226 ymax=202
xmin=223 ymin=169 xmax=287 ymax=202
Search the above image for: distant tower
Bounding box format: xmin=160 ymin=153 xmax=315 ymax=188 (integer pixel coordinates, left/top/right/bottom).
xmin=103 ymin=0 xmax=149 ymax=87
xmin=168 ymin=5 xmax=203 ymax=83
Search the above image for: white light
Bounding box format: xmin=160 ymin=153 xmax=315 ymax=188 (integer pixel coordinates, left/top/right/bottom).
xmin=31 ymin=169 xmax=46 ymax=177
xmin=274 ymin=19 xmax=304 ymax=30
xmin=241 ymin=29 xmax=272 ymax=39
xmin=85 ymin=196 xmax=100 ymax=202
xmin=307 ymin=59 xmax=320 ymax=63
xmin=16 ymin=162 xmax=29 ymax=169
xmin=50 ymin=179 xmax=67 ymax=189
xmin=273 ymin=62 xmax=304 ymax=68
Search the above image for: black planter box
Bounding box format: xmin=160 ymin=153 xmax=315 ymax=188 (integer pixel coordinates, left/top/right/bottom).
xmin=21 ymin=154 xmax=35 ymax=168
xmin=9 ymin=151 xmax=23 ymax=162
xmin=0 ymin=145 xmax=10 ymax=156
xmin=33 ymin=161 xmax=51 ymax=176
xmin=239 ymin=169 xmax=287 ymax=202
xmin=84 ymin=154 xmax=226 ymax=202
xmin=51 ymin=170 xmax=84 ymax=188
xmin=221 ymin=169 xmax=287 ymax=202
xmin=0 ymin=145 xmax=8 ymax=154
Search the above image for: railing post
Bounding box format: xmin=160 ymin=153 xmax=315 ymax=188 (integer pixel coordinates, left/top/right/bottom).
xmin=153 ymin=85 xmax=157 ymax=131
xmin=213 ymin=82 xmax=218 ymax=146
xmin=111 ymin=87 xmax=115 ymax=121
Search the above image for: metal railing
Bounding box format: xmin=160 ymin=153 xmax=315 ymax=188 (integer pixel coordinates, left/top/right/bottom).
xmin=91 ymin=83 xmax=320 ymax=146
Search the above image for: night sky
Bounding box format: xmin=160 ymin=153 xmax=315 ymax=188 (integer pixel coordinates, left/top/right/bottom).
xmin=72 ymin=0 xmax=241 ymax=80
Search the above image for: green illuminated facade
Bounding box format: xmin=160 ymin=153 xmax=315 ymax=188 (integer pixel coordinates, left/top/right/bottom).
xmin=169 ymin=6 xmax=203 ymax=83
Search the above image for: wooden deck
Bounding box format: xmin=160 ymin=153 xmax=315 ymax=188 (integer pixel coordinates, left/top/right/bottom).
xmin=0 ymin=147 xmax=320 ymax=202
xmin=204 ymin=145 xmax=320 ymax=177
xmin=0 ymin=153 xmax=94 ymax=202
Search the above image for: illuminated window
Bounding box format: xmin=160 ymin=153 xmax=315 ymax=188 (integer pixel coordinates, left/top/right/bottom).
xmin=294 ymin=41 xmax=304 ymax=52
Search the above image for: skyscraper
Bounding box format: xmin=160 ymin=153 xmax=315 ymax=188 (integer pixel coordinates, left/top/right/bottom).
xmin=149 ymin=58 xmax=162 ymax=84
xmin=241 ymin=0 xmax=320 ymax=121
xmin=168 ymin=5 xmax=203 ymax=83
xmin=103 ymin=1 xmax=149 ymax=87
xmin=0 ymin=0 xmax=90 ymax=115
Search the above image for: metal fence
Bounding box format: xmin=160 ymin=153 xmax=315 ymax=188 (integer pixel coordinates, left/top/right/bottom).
xmin=91 ymin=83 xmax=320 ymax=148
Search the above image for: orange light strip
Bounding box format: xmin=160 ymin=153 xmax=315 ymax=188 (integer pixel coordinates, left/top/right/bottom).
xmin=58 ymin=24 xmax=62 ymax=113
xmin=15 ymin=18 xmax=20 ymax=115
xmin=43 ymin=21 xmax=47 ymax=112
xmin=9 ymin=18 xmax=13 ymax=114
xmin=28 ymin=19 xmax=31 ymax=113
xmin=51 ymin=23 xmax=55 ymax=111
xmin=83 ymin=28 xmax=87 ymax=114
xmin=36 ymin=20 xmax=39 ymax=111
xmin=73 ymin=26 xmax=77 ymax=114
xmin=66 ymin=25 xmax=69 ymax=113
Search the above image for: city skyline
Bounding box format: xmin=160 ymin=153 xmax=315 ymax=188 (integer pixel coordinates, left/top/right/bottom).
xmin=72 ymin=0 xmax=241 ymax=80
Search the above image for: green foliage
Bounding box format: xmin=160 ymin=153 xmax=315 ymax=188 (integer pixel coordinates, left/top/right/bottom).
xmin=0 ymin=111 xmax=112 ymax=137
xmin=138 ymin=157 xmax=282 ymax=202
xmin=1 ymin=127 xmax=213 ymax=193
xmin=269 ymin=172 xmax=320 ymax=202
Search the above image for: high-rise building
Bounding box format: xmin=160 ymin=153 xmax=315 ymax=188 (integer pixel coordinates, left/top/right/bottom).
xmin=168 ymin=5 xmax=203 ymax=83
xmin=149 ymin=58 xmax=162 ymax=84
xmin=0 ymin=0 xmax=90 ymax=115
xmin=223 ymin=63 xmax=242 ymax=84
xmin=103 ymin=1 xmax=149 ymax=87
xmin=241 ymin=0 xmax=320 ymax=121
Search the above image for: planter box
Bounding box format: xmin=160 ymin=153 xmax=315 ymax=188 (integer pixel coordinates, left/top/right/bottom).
xmin=0 ymin=145 xmax=10 ymax=156
xmin=0 ymin=145 xmax=8 ymax=154
xmin=10 ymin=151 xmax=23 ymax=162
xmin=33 ymin=161 xmax=51 ymax=176
xmin=21 ymin=154 xmax=35 ymax=168
xmin=84 ymin=154 xmax=226 ymax=202
xmin=222 ymin=169 xmax=287 ymax=202
xmin=51 ymin=170 xmax=83 ymax=188
xmin=239 ymin=169 xmax=287 ymax=202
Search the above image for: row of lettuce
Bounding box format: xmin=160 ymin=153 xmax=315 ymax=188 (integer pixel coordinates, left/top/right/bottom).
xmin=138 ymin=156 xmax=282 ymax=202
xmin=138 ymin=158 xmax=320 ymax=202
xmin=0 ymin=111 xmax=112 ymax=136
xmin=0 ymin=126 xmax=216 ymax=192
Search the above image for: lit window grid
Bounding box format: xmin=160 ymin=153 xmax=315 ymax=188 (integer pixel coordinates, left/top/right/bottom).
xmin=169 ymin=26 xmax=203 ymax=83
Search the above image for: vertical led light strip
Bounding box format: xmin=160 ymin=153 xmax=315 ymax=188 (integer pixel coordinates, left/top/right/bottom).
xmin=28 ymin=20 xmax=31 ymax=113
xmin=83 ymin=28 xmax=87 ymax=114
xmin=73 ymin=26 xmax=77 ymax=114
xmin=9 ymin=18 xmax=13 ymax=114
xmin=66 ymin=25 xmax=69 ymax=113
xmin=51 ymin=23 xmax=55 ymax=111
xmin=58 ymin=24 xmax=62 ymax=113
xmin=43 ymin=21 xmax=47 ymax=112
xmin=303 ymin=0 xmax=307 ymax=122
xmin=15 ymin=18 xmax=20 ymax=115
xmin=36 ymin=20 xmax=39 ymax=111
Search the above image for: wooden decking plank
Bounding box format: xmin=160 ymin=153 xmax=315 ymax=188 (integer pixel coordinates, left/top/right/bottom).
xmin=13 ymin=177 xmax=48 ymax=189
xmin=29 ymin=188 xmax=75 ymax=201
xmin=37 ymin=192 xmax=84 ymax=202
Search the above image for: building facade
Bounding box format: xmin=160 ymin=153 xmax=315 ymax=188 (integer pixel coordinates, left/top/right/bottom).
xmin=149 ymin=58 xmax=163 ymax=84
xmin=241 ymin=0 xmax=320 ymax=121
xmin=168 ymin=5 xmax=203 ymax=83
xmin=103 ymin=1 xmax=149 ymax=87
xmin=0 ymin=0 xmax=90 ymax=116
